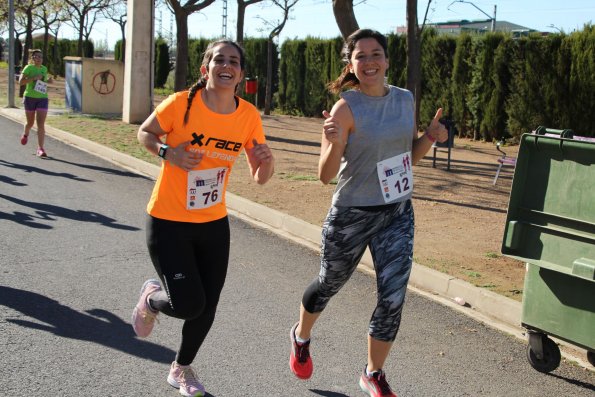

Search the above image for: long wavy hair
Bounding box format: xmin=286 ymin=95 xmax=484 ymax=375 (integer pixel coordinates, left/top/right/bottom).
xmin=327 ymin=29 xmax=388 ymax=95
xmin=183 ymin=40 xmax=246 ymax=125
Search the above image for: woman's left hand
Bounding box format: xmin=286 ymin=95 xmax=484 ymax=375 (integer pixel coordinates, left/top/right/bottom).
xmin=251 ymin=139 xmax=273 ymax=164
xmin=426 ymin=108 xmax=449 ymax=143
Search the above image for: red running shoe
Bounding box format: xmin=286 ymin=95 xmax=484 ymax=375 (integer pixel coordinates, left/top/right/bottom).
xmin=359 ymin=367 xmax=397 ymax=397
xmin=289 ymin=322 xmax=313 ymax=379
xmin=21 ymin=134 xmax=28 ymax=145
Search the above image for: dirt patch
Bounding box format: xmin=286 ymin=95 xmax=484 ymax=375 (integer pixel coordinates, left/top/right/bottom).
xmin=0 ymin=67 xmax=525 ymax=300
xmin=228 ymin=115 xmax=524 ymax=300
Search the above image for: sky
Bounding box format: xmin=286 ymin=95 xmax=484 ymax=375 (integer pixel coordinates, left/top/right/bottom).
xmin=80 ymin=0 xmax=594 ymax=48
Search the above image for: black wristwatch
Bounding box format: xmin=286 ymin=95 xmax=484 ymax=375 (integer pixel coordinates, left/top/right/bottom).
xmin=158 ymin=144 xmax=169 ymax=159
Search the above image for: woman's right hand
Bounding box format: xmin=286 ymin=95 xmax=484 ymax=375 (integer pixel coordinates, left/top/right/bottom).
xmin=166 ymin=141 xmax=203 ymax=172
xmin=322 ymin=110 xmax=346 ymax=146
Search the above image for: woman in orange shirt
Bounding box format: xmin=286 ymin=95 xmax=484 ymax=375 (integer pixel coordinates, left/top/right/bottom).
xmin=132 ymin=39 xmax=274 ymax=397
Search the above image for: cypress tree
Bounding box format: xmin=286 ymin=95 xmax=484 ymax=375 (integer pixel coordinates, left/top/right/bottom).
xmin=303 ymin=38 xmax=328 ymax=116
xmin=484 ymin=36 xmax=513 ymax=141
xmin=387 ymin=33 xmax=407 ymax=88
xmin=567 ymin=25 xmax=595 ymax=135
xmin=154 ymin=38 xmax=171 ymax=88
xmin=278 ymin=40 xmax=306 ymax=114
xmin=451 ymin=34 xmax=474 ymax=137
xmin=420 ymin=30 xmax=456 ymax=127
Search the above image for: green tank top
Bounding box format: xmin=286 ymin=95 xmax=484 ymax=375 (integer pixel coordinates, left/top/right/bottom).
xmin=22 ymin=64 xmax=49 ymax=99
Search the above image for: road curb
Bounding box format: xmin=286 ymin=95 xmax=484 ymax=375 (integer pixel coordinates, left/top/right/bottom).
xmin=2 ymin=106 xmax=591 ymax=370
xmin=0 ymin=106 xmax=531 ymax=330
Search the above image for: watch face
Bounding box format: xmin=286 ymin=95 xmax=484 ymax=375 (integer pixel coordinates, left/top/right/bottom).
xmin=159 ymin=145 xmax=167 ymax=158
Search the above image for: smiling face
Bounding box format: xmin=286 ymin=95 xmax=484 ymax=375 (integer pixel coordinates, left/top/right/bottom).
xmin=201 ymin=43 xmax=244 ymax=90
xmin=348 ymin=37 xmax=388 ymax=89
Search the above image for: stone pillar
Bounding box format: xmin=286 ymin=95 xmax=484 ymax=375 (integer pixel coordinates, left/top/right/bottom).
xmin=122 ymin=0 xmax=154 ymax=124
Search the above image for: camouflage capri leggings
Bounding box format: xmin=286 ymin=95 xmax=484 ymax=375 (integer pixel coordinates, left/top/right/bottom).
xmin=302 ymin=199 xmax=414 ymax=342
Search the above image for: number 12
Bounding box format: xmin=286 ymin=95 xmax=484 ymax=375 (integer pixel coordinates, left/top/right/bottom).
xmin=394 ymin=177 xmax=410 ymax=193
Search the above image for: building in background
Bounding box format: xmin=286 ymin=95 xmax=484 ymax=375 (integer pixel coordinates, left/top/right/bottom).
xmin=396 ymin=19 xmax=537 ymax=37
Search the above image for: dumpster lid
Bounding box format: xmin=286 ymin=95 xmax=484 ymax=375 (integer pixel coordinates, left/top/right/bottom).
xmin=501 ymin=130 xmax=595 ymax=282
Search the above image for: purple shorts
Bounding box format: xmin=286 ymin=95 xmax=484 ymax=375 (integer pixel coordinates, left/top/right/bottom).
xmin=23 ymin=97 xmax=49 ymax=112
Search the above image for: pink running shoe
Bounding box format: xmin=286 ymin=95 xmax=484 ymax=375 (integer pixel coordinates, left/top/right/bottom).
xmin=167 ymin=361 xmax=206 ymax=397
xmin=21 ymin=134 xmax=28 ymax=145
xmin=131 ymin=279 xmax=161 ymax=338
xmin=359 ymin=367 xmax=397 ymax=397
xmin=36 ymin=148 xmax=47 ymax=158
xmin=289 ymin=322 xmax=313 ymax=379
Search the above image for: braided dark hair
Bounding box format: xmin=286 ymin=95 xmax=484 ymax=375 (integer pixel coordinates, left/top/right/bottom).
xmin=327 ymin=29 xmax=388 ymax=95
xmin=183 ymin=40 xmax=246 ymax=125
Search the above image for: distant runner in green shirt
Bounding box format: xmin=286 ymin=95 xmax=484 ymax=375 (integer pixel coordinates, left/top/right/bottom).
xmin=18 ymin=49 xmax=53 ymax=158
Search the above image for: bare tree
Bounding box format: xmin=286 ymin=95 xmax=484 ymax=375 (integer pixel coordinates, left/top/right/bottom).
xmin=14 ymin=0 xmax=44 ymax=96
xmin=236 ymin=0 xmax=264 ymax=45
xmin=332 ymin=0 xmax=359 ymax=39
xmin=0 ymin=3 xmax=9 ymax=37
xmin=165 ymin=0 xmax=216 ymax=91
xmin=101 ymin=0 xmax=127 ymax=61
xmin=258 ymin=0 xmax=299 ymax=115
xmin=14 ymin=0 xmax=44 ymax=65
xmin=63 ymin=0 xmax=113 ymax=56
xmin=34 ymin=1 xmax=65 ymax=64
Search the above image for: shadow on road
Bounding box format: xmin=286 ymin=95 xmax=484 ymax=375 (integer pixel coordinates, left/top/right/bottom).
xmin=51 ymin=157 xmax=151 ymax=179
xmin=0 ymin=285 xmax=174 ymax=364
xmin=309 ymin=389 xmax=350 ymax=397
xmin=0 ymin=174 xmax=27 ymax=186
xmin=0 ymin=193 xmax=140 ymax=231
xmin=0 ymin=158 xmax=92 ymax=182
xmin=547 ymin=373 xmax=595 ymax=392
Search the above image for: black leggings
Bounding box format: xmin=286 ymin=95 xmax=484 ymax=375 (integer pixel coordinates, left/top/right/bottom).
xmin=146 ymin=215 xmax=230 ymax=365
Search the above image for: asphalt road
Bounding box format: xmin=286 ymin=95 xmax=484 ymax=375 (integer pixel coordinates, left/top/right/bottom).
xmin=1 ymin=115 xmax=593 ymax=396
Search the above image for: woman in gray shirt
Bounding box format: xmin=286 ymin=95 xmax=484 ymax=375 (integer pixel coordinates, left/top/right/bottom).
xmin=289 ymin=29 xmax=448 ymax=397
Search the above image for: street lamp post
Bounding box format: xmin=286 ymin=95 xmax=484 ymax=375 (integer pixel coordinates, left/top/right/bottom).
xmin=7 ymin=0 xmax=16 ymax=108
xmin=449 ymin=1 xmax=497 ymax=32
xmin=547 ymin=24 xmax=563 ymax=33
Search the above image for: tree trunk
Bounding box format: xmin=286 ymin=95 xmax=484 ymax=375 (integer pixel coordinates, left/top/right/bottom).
xmin=264 ymin=38 xmax=273 ymax=115
xmin=406 ymin=0 xmax=421 ymax=127
xmin=332 ymin=0 xmax=359 ymax=39
xmin=52 ymin=32 xmax=59 ymax=76
xmin=174 ymin=11 xmax=190 ymax=91
xmin=121 ymin=24 xmax=126 ymax=63
xmin=20 ymin=9 xmax=35 ymax=98
xmin=236 ymin=1 xmax=247 ymax=45
xmin=42 ymin=28 xmax=49 ymax=65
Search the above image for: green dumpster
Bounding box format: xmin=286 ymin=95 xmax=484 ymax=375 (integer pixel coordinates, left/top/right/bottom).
xmin=501 ymin=127 xmax=595 ymax=373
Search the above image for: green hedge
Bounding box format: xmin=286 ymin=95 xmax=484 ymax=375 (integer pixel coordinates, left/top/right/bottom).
xmin=278 ymin=39 xmax=307 ymax=115
xmin=47 ymin=27 xmax=590 ymax=137
xmin=29 ymin=38 xmax=93 ymax=77
xmin=242 ymin=37 xmax=276 ymax=108
xmin=274 ymin=26 xmax=594 ymax=138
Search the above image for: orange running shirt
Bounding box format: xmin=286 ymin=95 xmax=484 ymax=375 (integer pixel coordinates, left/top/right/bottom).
xmin=146 ymin=90 xmax=266 ymax=223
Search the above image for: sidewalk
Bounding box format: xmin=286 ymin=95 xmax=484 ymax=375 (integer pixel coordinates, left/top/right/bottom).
xmin=1 ymin=105 xmax=591 ymax=370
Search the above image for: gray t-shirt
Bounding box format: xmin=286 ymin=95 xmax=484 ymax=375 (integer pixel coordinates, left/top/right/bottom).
xmin=332 ymin=85 xmax=415 ymax=207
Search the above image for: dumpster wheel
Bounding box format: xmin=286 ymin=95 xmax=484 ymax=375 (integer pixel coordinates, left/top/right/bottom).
xmin=527 ymin=335 xmax=561 ymax=373
xmin=587 ymin=351 xmax=595 ymax=367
